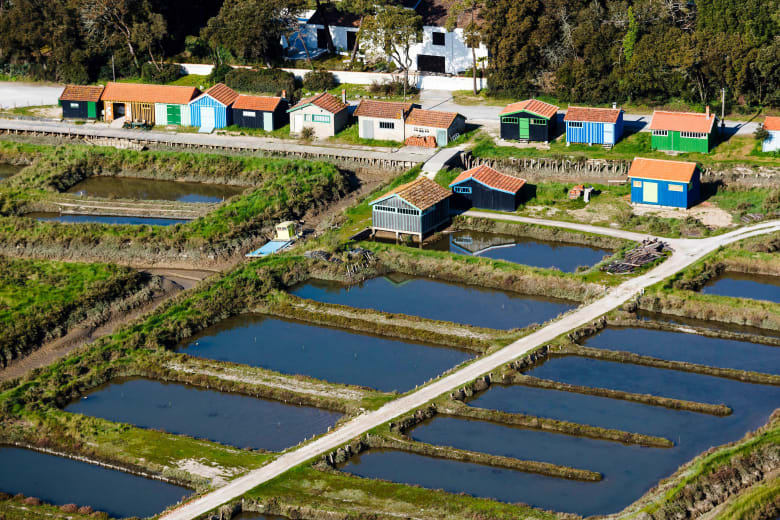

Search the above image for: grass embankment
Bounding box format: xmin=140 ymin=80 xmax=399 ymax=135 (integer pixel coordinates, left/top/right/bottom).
xmin=329 ymin=122 xmax=401 ymax=148
xmin=714 ymin=477 xmax=780 ymax=520
xmin=0 ymin=493 xmax=108 ymax=520
xmin=0 ymin=257 xmax=156 ymax=367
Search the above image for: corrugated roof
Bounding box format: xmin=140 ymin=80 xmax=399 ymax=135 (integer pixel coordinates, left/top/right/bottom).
xmin=564 ymin=106 xmax=621 ymax=124
xmin=354 ymin=100 xmax=412 ymax=120
xmin=649 ymin=110 xmax=716 ymax=133
xmin=289 ymin=92 xmax=348 ymax=114
xmin=232 ymin=95 xmax=282 ymax=112
xmin=60 ymin=85 xmax=104 ymax=103
xmin=763 ymin=116 xmax=780 ymax=132
xmin=202 ymin=83 xmax=239 ymax=106
xmin=372 ymin=177 xmax=451 ymax=210
xmin=500 ymin=99 xmax=559 ymax=119
xmin=449 ymin=165 xmax=526 ymax=194
xmin=628 ymin=157 xmax=698 ymax=183
xmin=405 ymin=108 xmax=460 ymax=129
xmin=101 ymin=82 xmax=200 ymax=104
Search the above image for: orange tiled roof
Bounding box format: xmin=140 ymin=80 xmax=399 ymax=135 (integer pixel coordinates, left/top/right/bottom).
xmin=564 ymin=106 xmax=621 ymax=124
xmin=354 ymin=100 xmax=413 ymax=120
xmin=60 ymin=85 xmax=104 ymax=103
xmin=101 ymin=82 xmax=199 ymax=104
xmin=289 ymin=92 xmax=348 ymax=114
xmin=232 ymin=95 xmax=282 ymax=112
xmin=628 ymin=157 xmax=698 ymax=183
xmin=500 ymin=99 xmax=559 ymax=119
xmin=449 ymin=165 xmax=526 ymax=194
xmin=763 ymin=116 xmax=780 ymax=132
xmin=372 ymin=177 xmax=451 ymax=210
xmin=202 ymin=83 xmax=239 ymax=106
xmin=649 ymin=110 xmax=716 ymax=133
xmin=405 ymin=108 xmax=461 ymax=129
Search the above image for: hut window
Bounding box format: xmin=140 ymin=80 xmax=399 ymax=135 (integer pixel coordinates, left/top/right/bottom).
xmin=397 ymin=207 xmax=419 ymax=215
xmin=454 ymin=186 xmax=472 ymax=194
xmin=380 ymin=121 xmax=395 ymax=129
xmin=312 ymin=114 xmax=331 ymax=123
xmin=243 ymin=111 xmax=256 ymax=117
xmin=681 ymin=131 xmax=706 ymax=139
xmin=633 ymin=180 xmax=642 ymax=187
xmin=413 ymin=127 xmax=430 ymax=134
xmin=652 ymin=130 xmax=668 ymax=136
xmin=668 ymin=184 xmax=684 ymax=192
xmin=375 ymin=205 xmax=396 ymax=213
xmin=432 ymin=32 xmax=445 ymax=46
xmin=568 ymin=121 xmax=583 ymax=128
xmin=70 ymin=102 xmax=79 ymax=108
xmin=531 ymin=118 xmax=547 ymax=125
xmin=502 ymin=117 xmax=518 ymax=124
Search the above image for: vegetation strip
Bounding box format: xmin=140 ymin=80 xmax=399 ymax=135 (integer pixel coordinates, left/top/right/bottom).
xmin=507 ymin=374 xmax=733 ymax=416
xmin=439 ymin=400 xmax=673 ymax=448
xmin=555 ymin=344 xmax=780 ymax=386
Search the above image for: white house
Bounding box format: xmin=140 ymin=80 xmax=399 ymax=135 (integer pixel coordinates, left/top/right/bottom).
xmin=354 ymin=100 xmax=414 ymax=142
xmin=288 ymin=92 xmax=349 ymax=138
xmin=298 ymin=0 xmax=488 ymax=75
xmin=405 ymin=108 xmax=465 ymax=146
xmin=763 ymin=116 xmax=780 ymax=152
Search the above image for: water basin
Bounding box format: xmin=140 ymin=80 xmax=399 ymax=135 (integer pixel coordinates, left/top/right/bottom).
xmin=66 ymin=176 xmax=244 ymax=203
xmin=28 ymin=212 xmax=190 ymax=226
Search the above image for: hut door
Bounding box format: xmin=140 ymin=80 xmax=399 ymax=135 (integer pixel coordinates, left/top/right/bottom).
xmin=167 ymin=105 xmax=181 ymax=125
xmin=436 ymin=129 xmax=447 ymax=146
xmin=642 ymin=182 xmax=658 ymax=203
xmin=87 ymin=102 xmax=97 ymax=119
xmin=362 ymin=119 xmax=373 ymax=139
xmin=519 ymin=118 xmax=530 ymax=139
xmin=263 ymin=112 xmax=273 ymax=131
xmin=603 ymin=124 xmax=613 ymax=144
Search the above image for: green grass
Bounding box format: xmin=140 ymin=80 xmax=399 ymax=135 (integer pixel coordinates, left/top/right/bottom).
xmin=324 ymin=83 xmax=420 ymax=103
xmin=329 ymin=122 xmax=400 ymax=148
xmin=0 ymin=104 xmax=58 ymax=117
xmin=167 ymin=74 xmax=213 ymax=88
xmin=716 ymin=478 xmax=780 ymax=520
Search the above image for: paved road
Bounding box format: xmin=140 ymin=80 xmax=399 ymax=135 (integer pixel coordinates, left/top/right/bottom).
xmin=159 ymin=218 xmax=780 ymax=520
xmin=0 ymin=82 xmax=63 ymax=109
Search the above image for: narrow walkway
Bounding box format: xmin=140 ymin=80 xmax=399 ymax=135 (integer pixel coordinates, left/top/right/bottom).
xmin=421 ymin=145 xmax=466 ymax=178
xmin=159 ymin=220 xmax=780 ymax=520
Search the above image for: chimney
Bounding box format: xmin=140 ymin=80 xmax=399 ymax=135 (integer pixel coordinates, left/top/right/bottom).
xmin=341 ymin=89 xmax=347 ymax=104
xmin=706 ymin=105 xmax=710 ymax=119
xmin=612 ymin=102 xmax=617 ymax=110
xmin=282 ymin=89 xmax=287 ymax=100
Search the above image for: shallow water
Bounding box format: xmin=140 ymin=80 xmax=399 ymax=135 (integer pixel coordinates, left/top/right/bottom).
xmin=65 ymin=378 xmax=341 ymax=451
xmin=701 ymin=272 xmax=780 ymax=304
xmin=28 ymin=212 xmax=190 ymax=226
xmin=177 ymin=315 xmax=473 ymax=393
xmin=636 ymin=309 xmax=780 ymax=339
xmin=0 ymin=163 xmax=21 ymax=181
xmin=428 ymin=230 xmax=611 ymax=272
xmin=291 ymin=274 xmax=577 ymax=330
xmin=66 ymin=176 xmax=244 ymax=203
xmin=0 ymin=446 xmax=189 ymax=518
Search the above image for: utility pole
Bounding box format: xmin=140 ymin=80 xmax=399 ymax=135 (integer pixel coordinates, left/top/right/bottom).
xmin=720 ymin=87 xmax=726 ymax=134
xmin=111 ymin=55 xmax=116 ymax=82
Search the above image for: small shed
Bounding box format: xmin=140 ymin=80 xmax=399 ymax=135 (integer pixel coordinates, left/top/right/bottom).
xmin=231 ymin=95 xmax=289 ymax=131
xmin=275 ymin=221 xmax=298 ymax=240
xmin=628 ymin=157 xmax=700 ymax=209
xmin=59 ymin=85 xmax=104 ymax=120
xmin=100 ymin=82 xmax=200 ymax=125
xmin=762 ymin=116 xmax=780 ymax=152
xmin=564 ymin=106 xmax=624 ymax=146
xmin=189 ymin=83 xmax=239 ymax=132
xmin=448 ymin=165 xmax=526 ymax=211
xmin=370 ymin=177 xmax=452 ymax=239
xmin=649 ymin=109 xmax=717 ymax=153
xmin=354 ymin=100 xmax=414 ymax=142
xmin=499 ymin=99 xmax=558 ymax=143
xmin=288 ymin=92 xmax=349 ymax=138
xmin=404 ymin=108 xmax=465 ymax=146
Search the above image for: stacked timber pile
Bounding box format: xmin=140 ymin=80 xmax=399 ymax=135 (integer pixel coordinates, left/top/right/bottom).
xmin=603 ymin=239 xmax=672 ymax=274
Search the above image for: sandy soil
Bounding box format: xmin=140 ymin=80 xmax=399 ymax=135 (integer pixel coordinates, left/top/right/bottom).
xmin=176 ymin=459 xmax=245 ymax=488
xmin=632 ymin=202 xmax=734 ymax=228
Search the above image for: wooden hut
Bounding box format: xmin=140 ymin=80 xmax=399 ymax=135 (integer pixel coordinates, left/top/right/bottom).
xmin=404 ymin=108 xmax=465 ymax=146
xmin=370 ymin=177 xmax=452 ymax=240
xmin=448 ymin=165 xmax=526 ymax=211
xmin=189 ymin=83 xmax=239 ymax=132
xmin=564 ymin=106 xmax=624 ymax=147
xmin=231 ymin=95 xmax=289 ymax=131
xmin=628 ymin=157 xmax=700 ymax=209
xmin=761 ymin=116 xmax=780 ymax=152
xmin=100 ymin=83 xmax=200 ymax=125
xmin=499 ymin=99 xmax=558 ymax=143
xmin=59 ymin=85 xmax=104 ymax=120
xmin=354 ymin=100 xmax=414 ymax=142
xmin=649 ymin=109 xmax=717 ymax=153
xmin=287 ymin=92 xmax=349 ymax=138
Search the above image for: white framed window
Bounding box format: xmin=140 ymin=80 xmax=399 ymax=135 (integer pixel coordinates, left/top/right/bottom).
xmin=502 ymin=117 xmax=518 ymax=124
xmin=375 ymin=205 xmax=396 ymax=213
xmin=633 ymin=180 xmax=642 ymax=188
xmin=668 ymin=184 xmax=684 ymax=192
xmin=453 ymin=186 xmax=472 ymax=194
xmin=413 ymin=127 xmax=430 ymax=134
xmin=312 ymin=114 xmax=330 ymax=123
xmin=397 ymin=207 xmax=419 ymax=215
xmin=652 ymin=130 xmax=668 ymax=136
xmin=379 ymin=121 xmax=395 ymax=129
xmin=70 ymin=102 xmax=79 ymax=108
xmin=243 ymin=111 xmax=256 ymax=117
xmin=681 ymin=131 xmax=706 ymax=139
xmin=531 ymin=118 xmax=547 ymax=125
xmin=568 ymin=121 xmax=583 ymax=128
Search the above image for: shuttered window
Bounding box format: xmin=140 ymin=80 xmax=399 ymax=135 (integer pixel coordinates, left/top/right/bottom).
xmin=652 ymin=130 xmax=668 ymax=136
xmin=379 ymin=121 xmax=395 ymax=129
xmin=312 ymin=114 xmax=330 ymax=123
xmin=568 ymin=121 xmax=583 ymax=128
xmin=681 ymin=131 xmax=706 ymax=139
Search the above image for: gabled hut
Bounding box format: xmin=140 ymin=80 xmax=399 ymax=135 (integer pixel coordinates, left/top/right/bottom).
xmin=59 ymin=85 xmax=104 ymax=120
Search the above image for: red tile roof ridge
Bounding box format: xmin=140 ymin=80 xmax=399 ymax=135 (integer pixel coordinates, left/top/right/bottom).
xmin=450 ymin=164 xmax=526 ymax=194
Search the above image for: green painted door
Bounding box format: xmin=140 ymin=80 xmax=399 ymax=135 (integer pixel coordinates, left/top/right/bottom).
xmin=263 ymin=112 xmax=273 ymax=131
xmin=87 ymin=102 xmax=97 ymax=119
xmin=519 ymin=118 xmax=530 ymax=139
xmin=167 ymin=104 xmax=181 ymax=125
xmin=436 ymin=129 xmax=447 ymax=146
xmin=671 ymin=131 xmax=680 ymax=151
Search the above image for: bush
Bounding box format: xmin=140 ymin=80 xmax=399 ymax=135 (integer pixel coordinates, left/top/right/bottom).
xmin=303 ymin=69 xmax=338 ymax=91
xmin=301 ymin=127 xmax=315 ymax=140
xmin=185 ymin=35 xmax=211 ymax=60
xmin=754 ymin=124 xmax=769 ymax=142
xmin=209 ymin=64 xmax=233 ymax=84
xmin=141 ymin=62 xmax=182 ymax=84
xmin=367 ymin=79 xmax=417 ymax=97
xmin=225 ymin=68 xmax=296 ymax=97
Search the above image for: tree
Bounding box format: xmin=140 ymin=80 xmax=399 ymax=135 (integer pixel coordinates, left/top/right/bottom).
xmin=341 ymin=0 xmax=386 ymax=68
xmin=754 ymin=123 xmax=769 ymax=142
xmin=362 ymin=5 xmax=422 ymax=99
xmin=622 ymin=6 xmax=637 ymax=62
xmin=447 ymin=0 xmax=483 ymax=94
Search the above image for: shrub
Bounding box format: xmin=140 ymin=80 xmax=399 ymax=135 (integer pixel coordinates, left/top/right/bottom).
xmin=303 ymin=69 xmax=338 ymax=91
xmin=225 ymin=68 xmax=296 ymax=97
xmin=185 ymin=35 xmax=211 ymax=60
xmin=60 ymin=504 xmax=79 ymax=513
xmin=301 ymin=127 xmax=315 ymax=140
xmin=367 ymin=79 xmax=417 ymax=97
xmin=141 ymin=62 xmax=182 ymax=84
xmin=754 ymin=124 xmax=769 ymax=142
xmin=208 ymin=63 xmax=233 ymax=84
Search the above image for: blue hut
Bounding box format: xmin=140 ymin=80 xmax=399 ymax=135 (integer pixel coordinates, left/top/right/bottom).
xmin=628 ymin=157 xmax=700 ymax=209
xmin=564 ymin=106 xmax=624 ymax=147
xmin=189 ymin=83 xmax=239 ymax=132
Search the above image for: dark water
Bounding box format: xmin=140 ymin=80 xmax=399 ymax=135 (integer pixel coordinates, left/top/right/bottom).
xmin=67 ymin=176 xmax=244 ymax=203
xmin=637 ymin=309 xmax=780 ymax=339
xmin=28 ymin=212 xmax=190 ymax=226
xmin=345 ymin=355 xmax=780 ymax=516
xmin=177 ymin=315 xmax=472 ymax=393
xmin=65 ymin=378 xmax=341 ymax=451
xmin=0 ymin=446 xmax=189 ymax=518
xmin=428 ymin=230 xmax=612 ymax=272
xmin=701 ymin=272 xmax=780 ymax=304
xmin=291 ymin=275 xmax=577 ymax=330
xmin=0 ymin=163 xmax=21 ymax=181
xmin=584 ymin=326 xmax=780 ymax=374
